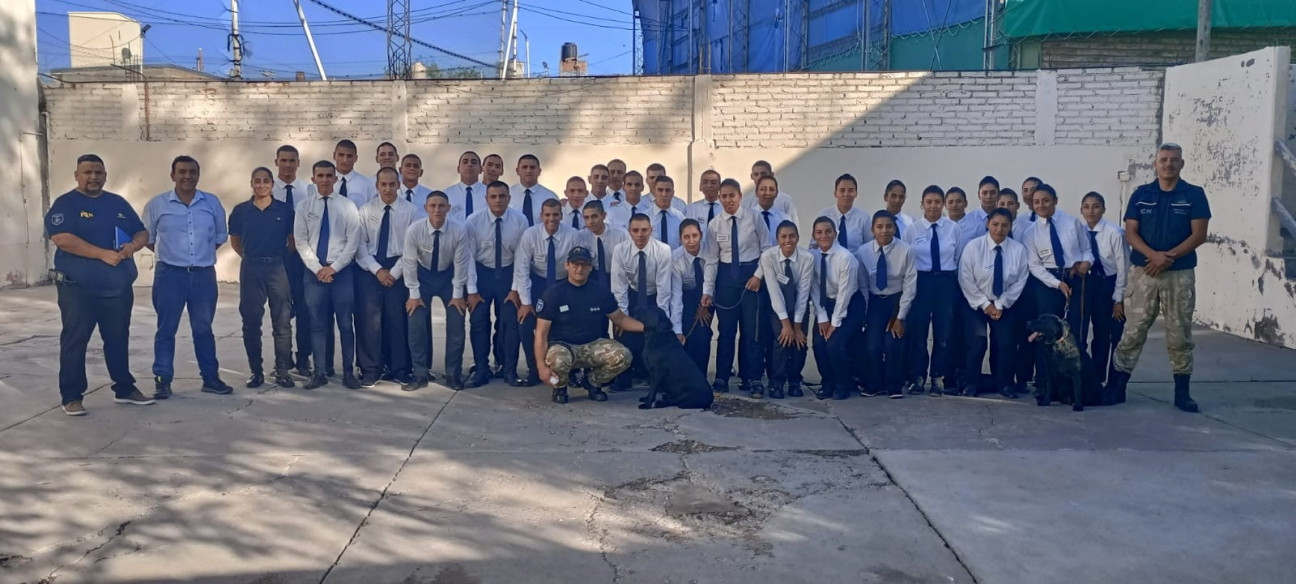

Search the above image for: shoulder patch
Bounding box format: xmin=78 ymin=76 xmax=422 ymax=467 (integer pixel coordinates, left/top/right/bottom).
xmin=50 ymin=213 xmax=64 ymax=226
xmin=536 ymin=299 xmax=544 ymax=312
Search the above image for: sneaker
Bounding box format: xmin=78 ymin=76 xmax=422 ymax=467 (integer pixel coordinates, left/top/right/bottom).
xmin=343 ymin=375 xmax=361 ymax=390
xmin=786 ymin=383 xmax=803 ymax=397
xmin=711 ymin=379 xmax=730 ymax=394
xmin=303 ymin=375 xmax=327 ymax=390
xmin=153 ymin=376 xmax=172 ymax=400
xmin=860 ymin=387 xmax=884 ymax=397
xmin=62 ymin=401 xmax=88 ymax=416
xmin=746 ymin=381 xmax=765 ymax=399
xmin=359 ymin=375 xmax=379 ymax=389
xmin=907 ymin=379 xmax=925 ymax=395
xmin=246 ymin=373 xmax=265 ymax=389
xmin=889 ymin=387 xmax=904 ymax=399
xmin=293 ymin=365 xmax=312 ymax=379
xmin=832 ymin=387 xmax=851 ymax=400
xmin=767 ymin=384 xmax=784 ymax=399
xmin=113 ymin=389 xmax=155 ymax=406
xmin=201 ymin=377 xmax=234 ymax=395
xmin=998 ymin=385 xmax=1018 ymax=399
xmin=928 ymin=379 xmax=944 ymax=396
xmin=273 ymin=370 xmax=295 ymax=388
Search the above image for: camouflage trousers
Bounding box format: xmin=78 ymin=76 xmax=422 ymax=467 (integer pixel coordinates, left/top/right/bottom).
xmin=545 ymin=338 xmax=632 ymax=388
xmin=1114 ymin=267 xmax=1196 ymax=375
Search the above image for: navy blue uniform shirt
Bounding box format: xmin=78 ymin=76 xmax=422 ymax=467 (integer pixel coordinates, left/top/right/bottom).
xmin=1123 ymin=180 xmax=1211 ymax=270
xmin=537 ymin=278 xmax=619 ymax=345
xmin=228 ymin=197 xmax=294 ymax=258
xmin=45 ymin=189 xmax=145 ymax=297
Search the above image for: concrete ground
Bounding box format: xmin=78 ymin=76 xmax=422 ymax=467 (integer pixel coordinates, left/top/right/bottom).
xmin=1 ymin=283 xmax=1294 ymax=584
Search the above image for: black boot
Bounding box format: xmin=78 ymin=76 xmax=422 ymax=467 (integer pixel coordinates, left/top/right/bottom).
xmin=1173 ymin=374 xmax=1199 ymax=413
xmin=1103 ymin=370 xmax=1130 ymax=405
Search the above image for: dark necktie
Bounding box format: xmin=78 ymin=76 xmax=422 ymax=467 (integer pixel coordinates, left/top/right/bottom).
xmin=465 ymin=186 xmax=474 ymax=216
xmin=431 ymin=229 xmax=441 ymax=271
xmin=782 ymin=258 xmax=796 ymax=309
xmin=895 ymin=218 xmax=903 ymax=240
xmin=1030 ymin=211 xmax=1037 ymax=222
xmin=376 ymin=204 xmax=392 ymax=263
xmin=613 ymin=190 xmax=622 ymax=201
xmin=838 ymin=214 xmax=848 ymax=247
xmin=1048 ymin=217 xmax=1065 ymax=268
xmin=993 ymin=244 xmax=1004 ymax=297
xmin=285 ymin=184 xmax=294 ymax=208
xmin=631 ymin=203 xmax=639 ymax=216
xmin=317 ymin=197 xmax=331 ymax=265
xmin=636 ymin=250 xmax=649 ymax=314
xmin=729 ymin=216 xmax=739 ymax=279
xmin=708 ymin=202 xmax=716 ymax=222
xmin=762 ymin=210 xmax=771 ymax=232
xmin=405 ymin=189 xmax=414 ymax=203
xmin=692 ymin=255 xmax=703 ymax=291
xmin=659 ymin=210 xmax=669 ymax=243
xmin=876 ymin=245 xmax=889 ymax=290
xmin=819 ymin=252 xmax=828 ymax=305
xmin=596 ymin=237 xmax=606 ymax=274
xmin=493 ymin=217 xmax=503 ymax=275
xmin=339 ymin=177 xmax=348 ymax=198
xmin=523 ymin=188 xmax=534 ymax=226
xmin=930 ymin=223 xmax=941 ymax=271
xmin=545 ymin=236 xmax=556 ymax=287
xmin=1089 ymin=231 xmax=1106 ymax=278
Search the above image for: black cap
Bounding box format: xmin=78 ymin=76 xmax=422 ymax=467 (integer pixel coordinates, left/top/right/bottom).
xmin=568 ymin=246 xmax=594 ymax=264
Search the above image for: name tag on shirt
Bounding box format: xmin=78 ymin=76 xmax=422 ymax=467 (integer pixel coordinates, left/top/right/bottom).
xmin=776 ymin=273 xmax=790 ymax=285
xmin=559 ymin=305 xmax=569 ymax=313
xmin=716 ymin=233 xmax=730 ymax=243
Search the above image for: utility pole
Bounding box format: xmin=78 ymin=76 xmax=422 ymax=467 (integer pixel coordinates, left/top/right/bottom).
xmin=292 ymin=0 xmax=327 ymax=80
xmin=632 ymin=8 xmax=637 ymax=75
xmin=498 ymin=0 xmax=508 ymax=77
xmin=387 ymin=0 xmax=412 ymax=79
xmin=1195 ymin=0 xmax=1212 ymax=62
xmin=230 ymin=0 xmax=243 ymax=79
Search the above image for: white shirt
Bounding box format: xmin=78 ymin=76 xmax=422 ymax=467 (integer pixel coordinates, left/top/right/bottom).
xmin=611 ymin=239 xmax=674 ymax=317
xmin=273 ymin=176 xmax=311 ymax=209
xmin=513 ymin=224 xmax=582 ymax=305
xmin=605 ymin=197 xmax=650 ymax=229
xmin=892 ymin=211 xmax=917 ymax=242
xmin=703 ymin=206 xmax=772 ymax=295
xmin=1024 ymin=210 xmax=1095 ymax=288
xmin=399 ymin=183 xmax=433 ymax=209
xmin=402 ymin=218 xmax=476 ymax=299
xmin=669 ymin=245 xmax=707 ymax=335
xmin=817 ymin=206 xmax=872 ymax=250
xmin=294 ymin=192 xmax=363 ymax=273
xmin=561 ymin=203 xmax=586 ymax=230
xmin=581 ymin=225 xmax=632 ymax=275
xmin=855 ymin=238 xmax=918 ymax=320
xmin=509 ymin=183 xmax=559 ymax=227
xmin=670 ymin=196 xmax=687 ymax=213
xmin=904 ymin=216 xmax=961 ymax=272
xmin=336 ymin=170 xmax=375 ymax=209
xmin=958 ymin=234 xmax=1030 ymax=311
xmin=810 ymin=244 xmax=861 ymax=328
xmin=465 ymin=207 xmax=529 ymax=268
xmin=685 ymin=198 xmax=723 ymax=226
xmin=355 ymin=197 xmax=419 ymax=279
xmin=761 ymin=246 xmax=814 ymax=324
xmin=744 ymin=190 xmax=799 ymax=225
xmin=952 ymin=212 xmax=987 ymax=253
xmin=1087 ymin=218 xmax=1129 ymax=302
xmin=752 ymin=206 xmax=791 ymax=247
xmin=647 ymin=205 xmax=688 ymax=249
xmin=1012 ymin=214 xmax=1034 ymax=241
xmin=606 ymin=186 xmax=625 ymax=201
xmin=444 ymin=181 xmax=486 ymax=222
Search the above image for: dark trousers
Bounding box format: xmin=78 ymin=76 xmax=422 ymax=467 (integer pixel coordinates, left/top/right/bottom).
xmin=813 ymin=292 xmax=866 ymax=393
xmin=616 ymin=290 xmax=657 ymax=386
xmin=470 ymin=263 xmax=519 ymax=379
xmin=908 ymin=271 xmax=957 ymax=383
xmin=1009 ymin=279 xmax=1041 ymax=386
xmin=1033 ymin=271 xmax=1089 ymax=395
xmin=865 ymin=292 xmax=906 ymax=393
xmin=239 ymin=258 xmax=294 ymax=374
xmin=714 ymin=261 xmax=762 ymax=383
xmin=768 ymin=309 xmax=809 ymax=387
xmin=961 ymin=302 xmax=1019 ymax=391
xmin=57 ymin=283 xmax=136 ymax=404
xmin=949 ymin=289 xmax=969 ymax=383
xmin=409 ymin=266 xmax=467 ymax=379
xmin=304 ymin=265 xmax=356 ymax=377
xmin=681 ymin=287 xmax=713 ymax=376
xmin=1085 ymin=274 xmax=1124 ymax=385
xmin=519 ymin=274 xmax=556 ymax=378
xmin=285 ymin=252 xmax=326 ymax=369
xmin=356 ymin=265 xmax=411 ymax=379
xmin=152 ymin=263 xmax=219 ymax=380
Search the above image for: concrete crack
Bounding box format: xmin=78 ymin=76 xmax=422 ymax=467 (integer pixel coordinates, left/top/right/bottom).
xmin=43 ymin=520 xmax=133 ymax=582
xmin=316 ymin=393 xmax=457 ymax=584
xmin=586 ymin=493 xmax=622 ymax=583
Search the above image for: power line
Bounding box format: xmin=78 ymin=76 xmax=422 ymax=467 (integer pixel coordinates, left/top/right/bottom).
xmin=520 ymin=5 xmax=637 ymax=31
xmin=306 ymin=0 xmax=494 ymax=68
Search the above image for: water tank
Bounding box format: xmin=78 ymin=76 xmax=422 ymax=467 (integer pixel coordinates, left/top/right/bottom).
xmin=561 ymin=42 xmax=578 ymax=62
xmin=411 ymin=61 xmax=428 ymax=79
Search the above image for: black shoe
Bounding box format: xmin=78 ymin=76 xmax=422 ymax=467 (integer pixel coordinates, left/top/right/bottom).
xmin=294 ymin=365 xmax=312 ymax=379
xmin=746 ymin=381 xmax=765 ymax=399
xmin=587 ymin=388 xmax=608 ymax=402
xmin=552 ymin=387 xmax=569 ymax=404
xmin=402 ymin=377 xmax=428 ymax=392
xmin=491 ymin=363 xmax=506 ymax=379
xmin=929 ymin=379 xmax=944 ymax=396
xmin=343 ymin=375 xmax=361 ymax=390
xmin=505 ymin=376 xmax=527 ymax=387
xmin=832 ymin=387 xmax=851 ymax=400
xmin=380 ymin=371 xmax=397 ymax=382
xmin=326 ymin=369 xmax=337 ymax=378
xmin=273 ymin=370 xmax=295 ymax=388
xmin=907 ymin=379 xmax=925 ymax=395
xmin=860 ymin=387 xmax=883 ymax=397
xmin=767 ymin=384 xmax=785 ymax=399
xmin=522 ymin=374 xmax=540 ymax=387
xmin=359 ymin=374 xmax=379 ymax=388
xmin=786 ymin=383 xmax=804 ymax=398
xmin=466 ymin=374 xmax=490 ymax=389
xmin=1036 ymin=394 xmax=1050 ymax=407
xmin=153 ymin=375 xmax=173 ymax=400
xmin=1106 ymin=370 xmax=1130 ymax=405
xmin=201 ymin=377 xmax=234 ymax=395
xmin=246 ymin=373 xmax=265 ymax=389
xmin=303 ymin=375 xmax=327 ymax=390
xmin=1173 ymin=374 xmax=1199 ymax=412
xmin=446 ymin=374 xmax=465 ymax=390
xmin=963 ymin=385 xmax=979 ymax=397
xmin=817 ymin=387 xmax=833 ymax=400
xmin=712 ymin=379 xmax=730 ymax=394
xmin=998 ymin=385 xmax=1018 ymax=399
xmin=888 ymin=387 xmax=904 ymax=399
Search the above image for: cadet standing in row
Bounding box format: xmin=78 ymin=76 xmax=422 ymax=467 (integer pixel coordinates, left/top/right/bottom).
xmin=229 ymin=167 xmax=295 ymax=389
xmin=272 ymin=145 xmax=320 ymax=378
xmin=509 ymin=154 xmax=557 ymax=227
xmin=403 ymin=191 xmax=476 ymax=391
xmin=857 ymin=211 xmax=918 ymax=398
xmin=704 ymin=178 xmax=770 ymax=396
xmin=466 ymin=181 xmax=528 ymax=387
xmin=355 ymin=167 xmax=418 ymax=387
xmin=761 ymin=220 xmax=813 ymax=399
xmin=611 ymin=213 xmax=674 ymax=391
xmin=809 ymin=217 xmax=864 ymax=400
xmin=671 ymin=219 xmax=713 ymax=375
xmin=515 ymin=198 xmax=582 ymax=387
xmin=580 ymin=199 xmax=631 ymax=292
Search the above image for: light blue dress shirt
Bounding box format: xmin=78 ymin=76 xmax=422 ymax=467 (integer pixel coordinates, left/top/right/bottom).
xmin=143 ymin=189 xmax=228 ymax=268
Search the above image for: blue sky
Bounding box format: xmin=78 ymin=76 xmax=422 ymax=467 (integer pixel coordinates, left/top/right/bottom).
xmin=35 ymin=0 xmax=638 ymax=78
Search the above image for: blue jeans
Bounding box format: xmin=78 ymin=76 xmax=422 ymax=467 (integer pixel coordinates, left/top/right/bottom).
xmin=152 ymin=263 xmax=219 ymax=380
xmin=304 ymin=265 xmax=356 ymax=377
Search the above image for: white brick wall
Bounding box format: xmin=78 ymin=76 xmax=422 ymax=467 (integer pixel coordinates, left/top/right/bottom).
xmin=1054 ymin=67 xmax=1163 ymax=146
xmin=45 ymin=83 xmax=125 ymax=140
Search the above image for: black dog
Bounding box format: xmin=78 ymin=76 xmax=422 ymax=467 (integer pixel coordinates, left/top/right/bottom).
xmin=1027 ymin=314 xmax=1102 ymax=411
xmin=638 ymin=307 xmax=713 ymax=410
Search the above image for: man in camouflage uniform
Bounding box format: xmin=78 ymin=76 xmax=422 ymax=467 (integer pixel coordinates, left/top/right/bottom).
xmin=1108 ymin=143 xmax=1211 ymax=412
xmin=533 ymin=246 xmax=644 ymax=404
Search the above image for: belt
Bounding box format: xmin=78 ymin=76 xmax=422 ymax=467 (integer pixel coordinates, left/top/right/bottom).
xmin=720 ymin=259 xmax=759 ymax=267
xmin=160 ymin=262 xmax=214 ymax=272
xmin=1045 ymin=267 xmax=1067 ymax=278
xmin=919 ymin=270 xmax=956 ymax=276
xmin=872 ymin=291 xmax=899 ymax=299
